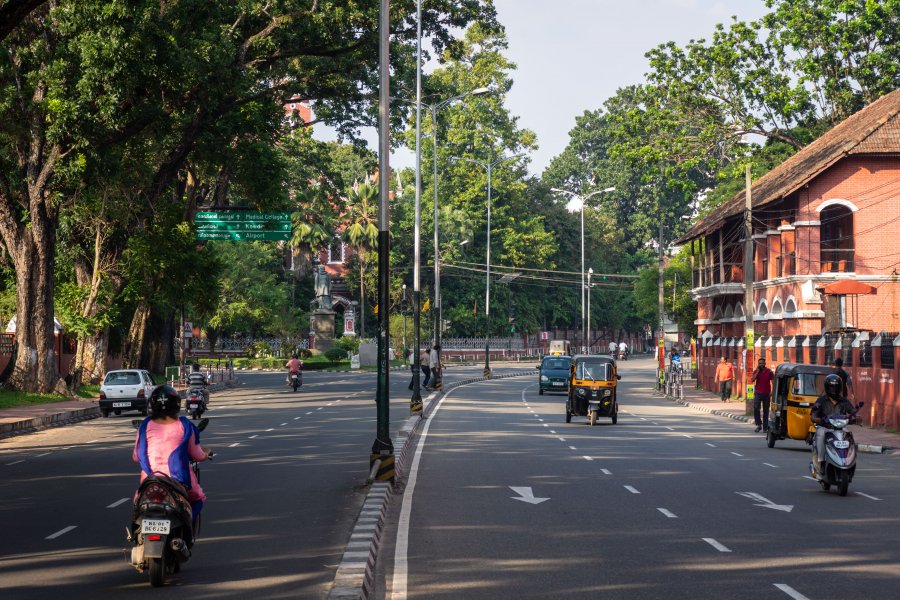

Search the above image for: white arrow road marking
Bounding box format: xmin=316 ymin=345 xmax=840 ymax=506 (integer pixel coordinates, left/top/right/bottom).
xmin=736 ymin=491 xmax=793 ymax=512
xmin=774 ymin=584 xmax=811 ymax=600
xmin=107 ymin=498 xmax=130 ymax=509
xmin=856 ymin=492 xmax=882 ymax=501
xmin=509 ymin=487 xmax=550 ymax=505
xmin=703 ymin=538 xmax=731 ymax=552
xmin=657 ymin=508 xmax=677 ymax=518
xmin=46 ymin=526 xmax=77 ymax=540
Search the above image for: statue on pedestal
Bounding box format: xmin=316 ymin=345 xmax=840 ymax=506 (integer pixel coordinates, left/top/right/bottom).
xmin=313 ymin=265 xmax=332 ymax=310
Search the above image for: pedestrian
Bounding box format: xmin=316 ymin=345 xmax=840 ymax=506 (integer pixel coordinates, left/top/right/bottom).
xmin=714 ymin=357 xmax=734 ymax=402
xmin=832 ymin=357 xmax=855 ymax=401
xmin=429 ymin=343 xmax=442 ymax=390
xmin=407 ymin=347 xmax=415 ymax=391
xmin=750 ymin=357 xmax=775 ymax=432
xmin=420 ymin=345 xmax=431 ymax=389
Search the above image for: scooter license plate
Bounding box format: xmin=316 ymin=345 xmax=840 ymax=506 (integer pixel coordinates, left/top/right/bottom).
xmin=112 ymin=402 xmax=131 ymax=408
xmin=142 ymin=519 xmax=171 ymax=534
xmin=188 ymin=403 xmax=199 ymax=410
xmin=833 ymin=440 xmax=850 ymax=449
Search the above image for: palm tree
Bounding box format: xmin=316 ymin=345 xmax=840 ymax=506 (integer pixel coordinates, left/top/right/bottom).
xmin=343 ymin=177 xmax=379 ymax=338
xmin=290 ymin=186 xmax=338 ymax=279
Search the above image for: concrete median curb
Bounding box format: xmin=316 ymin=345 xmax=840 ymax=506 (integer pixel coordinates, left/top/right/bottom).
xmin=328 ymin=369 xmax=533 ymax=599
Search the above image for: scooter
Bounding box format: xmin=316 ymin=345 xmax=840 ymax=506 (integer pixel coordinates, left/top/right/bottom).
xmin=289 ymin=371 xmax=302 ymax=392
xmin=186 ymin=388 xmax=208 ymax=419
xmin=810 ymin=402 xmax=863 ymax=496
xmin=126 ymin=418 xmax=213 ymax=587
xmin=618 ymin=349 xmax=628 ymax=361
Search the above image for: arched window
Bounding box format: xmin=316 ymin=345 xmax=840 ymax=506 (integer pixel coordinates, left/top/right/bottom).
xmin=724 ymin=304 xmax=734 ymax=318
xmin=771 ymin=298 xmax=784 ymax=316
xmin=820 ymin=205 xmax=854 ymax=272
xmin=785 ymin=297 xmax=797 ymax=315
xmin=757 ymin=299 xmax=769 ymax=318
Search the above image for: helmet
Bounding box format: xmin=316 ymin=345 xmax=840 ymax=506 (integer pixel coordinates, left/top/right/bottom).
xmin=149 ymin=385 xmax=181 ymax=414
xmin=823 ymin=374 xmax=842 ymax=399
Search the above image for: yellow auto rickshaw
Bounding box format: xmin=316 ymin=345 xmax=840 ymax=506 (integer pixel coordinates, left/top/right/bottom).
xmin=566 ymin=355 xmax=620 ymax=426
xmin=766 ymin=363 xmax=834 ymax=448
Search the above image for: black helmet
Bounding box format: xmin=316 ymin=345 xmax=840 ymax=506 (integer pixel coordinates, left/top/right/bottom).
xmin=149 ymin=385 xmax=181 ymax=415
xmin=823 ymin=374 xmax=842 ymax=399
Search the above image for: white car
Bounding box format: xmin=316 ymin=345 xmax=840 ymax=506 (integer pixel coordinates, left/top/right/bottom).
xmin=99 ymin=370 xmax=157 ymax=417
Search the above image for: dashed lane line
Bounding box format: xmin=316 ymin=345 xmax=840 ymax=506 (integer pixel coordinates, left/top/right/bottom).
xmin=265 ymin=428 xmax=274 ymax=432
xmin=46 ymin=526 xmax=78 ymax=540
xmin=35 ymin=452 xmax=51 ymax=457
xmin=306 ymin=412 xmax=313 ymax=415
xmin=706 ymin=443 xmax=717 ymax=448
xmin=665 ymin=427 xmax=675 ymax=431
xmin=657 ymin=508 xmax=677 ymax=518
xmin=557 ymin=437 xmax=566 ymax=442
xmin=731 ymin=452 xmax=744 ymax=457
xmin=683 ymin=434 xmax=692 ymax=438
xmin=7 ymin=460 xmax=25 ymax=466
xmin=702 ymin=538 xmax=732 ymax=553
xmin=764 ymin=463 xmax=779 ymax=469
xmin=856 ymin=492 xmax=882 ymax=501
xmin=774 ymin=584 xmax=811 ymax=600
xmin=568 ymin=446 xmax=577 ymax=451
xmin=229 ymin=443 xmax=240 ymax=448
xmin=583 ymin=456 xmax=593 ymax=461
xmin=280 ymin=423 xmax=288 ymax=426
xmin=249 ymin=435 xmax=259 ymax=439
xmin=294 ymin=417 xmax=301 ymax=420
xmin=601 ymin=469 xmax=612 ymax=475
xmin=624 ymin=486 xmax=640 ymax=494
xmin=107 ymin=498 xmax=130 ymax=509
xmin=550 ymin=430 xmax=557 ymax=434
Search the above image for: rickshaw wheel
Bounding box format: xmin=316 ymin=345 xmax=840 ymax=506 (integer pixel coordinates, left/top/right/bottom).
xmin=565 ymin=409 xmax=572 ymax=423
xmin=766 ymin=431 xmax=776 ymax=448
xmin=589 ymin=411 xmax=598 ymax=426
xmin=838 ymin=471 xmax=849 ymax=496
xmin=611 ymin=410 xmax=618 ymax=425
xmin=820 ymin=481 xmax=831 ymax=491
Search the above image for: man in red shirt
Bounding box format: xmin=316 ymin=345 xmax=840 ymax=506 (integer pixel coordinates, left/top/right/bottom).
xmin=750 ymin=357 xmax=775 ymax=433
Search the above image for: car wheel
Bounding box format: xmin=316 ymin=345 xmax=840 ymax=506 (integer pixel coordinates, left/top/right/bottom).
xmin=100 ymin=409 xmax=110 ymax=418
xmin=539 ymin=388 xmax=544 ymax=395
xmin=114 ymin=409 xmax=121 ymax=416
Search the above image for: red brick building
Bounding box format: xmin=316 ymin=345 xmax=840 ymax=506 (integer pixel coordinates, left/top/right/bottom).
xmin=677 ymin=89 xmax=900 ymax=427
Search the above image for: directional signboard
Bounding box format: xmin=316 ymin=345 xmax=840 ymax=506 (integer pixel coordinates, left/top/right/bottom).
xmin=194 ymin=211 xmax=292 ymax=242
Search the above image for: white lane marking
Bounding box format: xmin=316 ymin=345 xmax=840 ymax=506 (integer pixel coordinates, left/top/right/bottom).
xmin=306 ymin=411 xmax=313 ymax=415
xmin=706 ymin=443 xmax=717 ymax=447
xmin=702 ymin=538 xmax=732 ymax=553
xmin=538 ymin=419 xmax=544 ymax=422
xmin=229 ymin=443 xmax=240 ymax=448
xmin=583 ymin=456 xmax=593 ymax=461
xmin=86 ymin=440 xmax=98 ymax=444
xmin=774 ymin=584 xmax=811 ymax=600
xmin=624 ymin=486 xmax=640 ymax=494
xmin=803 ymin=476 xmax=817 ymax=481
xmin=7 ymin=460 xmax=25 ymax=466
xmin=316 ymin=407 xmax=323 ymax=410
xmin=568 ymin=446 xmax=577 ymax=451
xmin=265 ymin=428 xmax=274 ymax=432
xmin=683 ymin=434 xmax=692 ymax=438
xmin=640 ymin=418 xmax=647 ymax=421
xmin=665 ymin=427 xmax=675 ymax=431
xmin=280 ymin=423 xmax=288 ymax=426
xmin=601 ymin=469 xmax=612 ymax=475
xmin=557 ymin=437 xmax=566 ymax=442
xmin=731 ymin=452 xmax=744 ymax=457
xmin=35 ymin=452 xmax=51 ymax=457
xmin=543 ymin=424 xmax=549 ymax=427
xmin=249 ymin=435 xmax=259 ymax=439
xmin=550 ymin=430 xmax=557 ymax=434
xmin=46 ymin=526 xmax=77 ymax=540
xmin=107 ymin=498 xmax=130 ymax=508
xmin=657 ymin=508 xmax=678 ymax=518
xmin=856 ymin=492 xmax=882 ymax=501
xmin=764 ymin=463 xmax=780 ymax=469
xmin=294 ymin=416 xmax=301 ymax=420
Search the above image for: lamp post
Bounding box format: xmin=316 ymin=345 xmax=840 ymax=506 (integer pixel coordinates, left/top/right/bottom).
xmin=587 ymin=267 xmax=593 ymax=353
xmin=452 ymin=153 xmax=523 ymax=378
xmin=551 ymin=186 xmax=615 ymax=353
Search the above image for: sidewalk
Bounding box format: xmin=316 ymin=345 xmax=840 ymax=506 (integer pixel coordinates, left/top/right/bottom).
xmin=0 ymin=379 xmax=237 ymax=439
xmin=667 ymin=378 xmax=899 ymax=454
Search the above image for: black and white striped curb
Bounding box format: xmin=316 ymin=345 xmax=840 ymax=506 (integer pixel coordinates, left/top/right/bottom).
xmin=328 ymin=369 xmax=533 ymax=599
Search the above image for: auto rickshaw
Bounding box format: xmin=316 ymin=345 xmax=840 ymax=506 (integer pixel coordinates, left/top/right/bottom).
xmin=766 ymin=363 xmax=835 ymax=448
xmin=566 ymin=355 xmax=620 ymax=426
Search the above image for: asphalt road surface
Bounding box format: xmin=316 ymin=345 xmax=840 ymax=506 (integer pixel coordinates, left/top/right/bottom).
xmin=379 ymin=357 xmax=900 ymax=600
xmin=0 ymin=363 xmax=527 ymax=599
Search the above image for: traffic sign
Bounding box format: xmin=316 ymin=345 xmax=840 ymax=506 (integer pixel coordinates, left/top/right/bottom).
xmin=196 ymin=211 xmax=290 ymax=222
xmin=196 ymin=231 xmax=291 ymax=241
xmin=196 ymin=221 xmax=292 ymax=232
xmin=194 ymin=211 xmax=292 ymax=242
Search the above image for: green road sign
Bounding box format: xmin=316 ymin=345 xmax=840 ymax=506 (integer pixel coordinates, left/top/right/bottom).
xmin=196 ymin=221 xmax=292 ymax=232
xmin=196 ymin=211 xmax=290 ymax=222
xmin=196 ymin=231 xmax=291 ymax=241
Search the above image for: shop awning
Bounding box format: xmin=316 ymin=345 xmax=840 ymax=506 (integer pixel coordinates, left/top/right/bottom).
xmin=817 ymin=280 xmax=877 ymax=295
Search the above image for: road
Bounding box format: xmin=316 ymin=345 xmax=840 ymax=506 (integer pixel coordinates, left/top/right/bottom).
xmin=0 ymin=363 xmax=527 ymax=599
xmin=379 ymin=357 xmax=900 ymax=600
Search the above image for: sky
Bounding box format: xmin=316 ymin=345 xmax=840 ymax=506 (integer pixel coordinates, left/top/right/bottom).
xmin=316 ymin=0 xmax=770 ymax=177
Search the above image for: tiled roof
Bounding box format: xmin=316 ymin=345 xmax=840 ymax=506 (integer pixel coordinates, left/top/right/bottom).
xmin=677 ymin=88 xmax=900 ymax=244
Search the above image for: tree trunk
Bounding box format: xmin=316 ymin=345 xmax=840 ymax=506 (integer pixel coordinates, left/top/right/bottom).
xmin=123 ymin=303 xmax=151 ymax=369
xmin=359 ymin=259 xmax=366 ymax=338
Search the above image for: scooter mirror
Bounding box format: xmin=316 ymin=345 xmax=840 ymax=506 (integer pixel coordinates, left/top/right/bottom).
xmin=616 ymin=374 xmax=621 ymax=381
xmin=196 ymin=417 xmax=210 ymax=431
xmin=856 ymin=401 xmax=865 ymax=409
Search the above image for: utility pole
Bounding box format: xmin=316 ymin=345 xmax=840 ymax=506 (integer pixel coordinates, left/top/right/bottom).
xmin=658 ymin=220 xmax=665 ymax=388
xmin=371 ymin=0 xmax=394 ymax=480
xmin=410 ymin=0 xmax=423 ymax=414
xmin=743 ymin=164 xmax=755 ymax=404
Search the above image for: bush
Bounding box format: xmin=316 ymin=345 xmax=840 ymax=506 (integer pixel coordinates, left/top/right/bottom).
xmin=338 ymin=336 xmax=361 ymax=354
xmin=324 ymin=348 xmax=348 ymax=363
xmin=299 ymin=349 xmax=312 ymax=359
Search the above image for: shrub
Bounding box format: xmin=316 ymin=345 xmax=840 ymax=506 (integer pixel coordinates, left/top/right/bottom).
xmin=338 ymin=336 xmax=361 ymax=354
xmin=324 ymin=348 xmax=348 ymax=363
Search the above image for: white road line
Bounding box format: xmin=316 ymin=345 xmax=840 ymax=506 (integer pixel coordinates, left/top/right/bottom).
xmin=280 ymin=423 xmax=288 ymax=426
xmin=249 ymin=435 xmax=259 ymax=439
xmin=557 ymin=437 xmax=566 ymax=442
xmin=46 ymin=526 xmax=77 ymax=540
xmin=294 ymin=416 xmax=301 ymax=420
xmin=306 ymin=412 xmax=313 ymax=415
xmin=583 ymin=456 xmax=593 ymax=461
xmin=657 ymin=508 xmax=678 ymax=518
xmin=107 ymin=498 xmax=130 ymax=508
xmin=568 ymin=446 xmax=577 ymax=451
xmin=7 ymin=460 xmax=24 ymax=466
xmin=35 ymin=452 xmax=51 ymax=457
xmin=624 ymin=485 xmax=640 ymax=494
xmin=774 ymin=584 xmax=811 ymax=600
xmin=317 ymin=407 xmax=323 ymax=410
xmin=803 ymin=476 xmax=817 ymax=481
xmin=640 ymin=418 xmax=647 ymax=421
xmin=683 ymin=434 xmax=692 ymax=438
xmin=764 ymin=463 xmax=779 ymax=469
xmin=665 ymin=427 xmax=675 ymax=431
xmin=706 ymin=443 xmax=717 ymax=447
xmin=229 ymin=443 xmax=240 ymax=448
xmin=543 ymin=424 xmax=549 ymax=427
xmin=702 ymin=538 xmax=731 ymax=552
xmin=731 ymin=452 xmax=744 ymax=457
xmin=601 ymin=469 xmax=612 ymax=475
xmin=550 ymin=430 xmax=557 ymax=434
xmin=86 ymin=440 xmax=98 ymax=444
xmin=265 ymin=428 xmax=274 ymax=432
xmin=538 ymin=419 xmax=544 ymax=422
xmin=856 ymin=492 xmax=882 ymax=501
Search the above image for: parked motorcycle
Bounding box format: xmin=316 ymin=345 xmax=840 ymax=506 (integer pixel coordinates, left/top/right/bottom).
xmin=126 ymin=418 xmax=213 ymax=587
xmin=810 ymin=402 xmax=863 ymax=496
xmin=186 ymin=389 xmax=208 ymax=419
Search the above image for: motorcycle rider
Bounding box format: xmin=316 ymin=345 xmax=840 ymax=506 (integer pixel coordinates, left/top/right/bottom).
xmin=187 ymin=362 xmax=209 ymax=407
xmin=618 ymin=341 xmax=628 ymax=360
xmin=810 ymin=373 xmax=856 ymax=477
xmin=133 ymin=385 xmax=212 ymax=532
xmin=285 ymin=354 xmax=303 ymax=385
xmin=608 ymin=341 xmax=617 ymax=357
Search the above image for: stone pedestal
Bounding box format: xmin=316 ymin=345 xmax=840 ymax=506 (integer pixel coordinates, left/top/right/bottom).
xmin=310 ymin=309 xmax=337 ymax=352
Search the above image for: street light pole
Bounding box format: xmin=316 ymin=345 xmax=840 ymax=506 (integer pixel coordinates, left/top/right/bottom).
xmin=587 ymin=268 xmax=593 ymax=353
xmin=410 ymin=0 xmax=423 ymax=414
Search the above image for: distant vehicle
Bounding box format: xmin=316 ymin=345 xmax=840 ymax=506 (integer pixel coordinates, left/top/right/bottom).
xmin=99 ymin=370 xmax=156 ymax=417
xmin=537 ymin=355 xmax=571 ymax=395
xmin=548 ymin=340 xmax=571 ymax=356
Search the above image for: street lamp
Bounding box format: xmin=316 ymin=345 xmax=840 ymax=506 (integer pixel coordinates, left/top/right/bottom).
xmin=587 ymin=267 xmax=593 ymax=353
xmin=452 ymin=152 xmax=524 ymax=378
xmin=551 ymin=186 xmax=615 ymax=352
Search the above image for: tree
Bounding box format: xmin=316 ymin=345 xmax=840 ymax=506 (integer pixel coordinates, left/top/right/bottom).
xmin=343 ymin=178 xmax=380 ymax=338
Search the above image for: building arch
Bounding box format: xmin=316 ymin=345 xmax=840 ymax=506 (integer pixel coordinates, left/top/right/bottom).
xmin=820 ymin=203 xmax=854 ymax=272
xmin=757 ymin=298 xmax=769 ymax=317
xmin=770 ymin=297 xmax=784 ymax=316
xmin=784 ymin=296 xmax=798 ymax=314
xmin=816 ymin=198 xmax=860 ymax=213
xmin=713 ymin=305 xmax=723 ymax=320
xmin=724 ymin=303 xmax=734 ymax=318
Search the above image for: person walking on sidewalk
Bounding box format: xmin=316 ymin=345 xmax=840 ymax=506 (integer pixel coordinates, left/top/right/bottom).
xmin=429 ymin=344 xmax=443 ymax=390
xmin=714 ymin=357 xmax=734 ymax=402
xmin=420 ymin=346 xmax=431 ymax=389
xmin=750 ymin=358 xmax=775 ymax=432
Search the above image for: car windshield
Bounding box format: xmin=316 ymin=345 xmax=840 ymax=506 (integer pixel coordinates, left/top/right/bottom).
xmin=104 ymin=371 xmax=141 ymax=386
xmin=542 ymin=358 xmax=569 ymax=370
xmin=792 ymin=373 xmax=826 ymax=397
xmin=576 ymin=361 xmax=612 ymax=381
